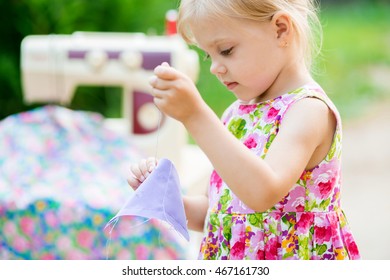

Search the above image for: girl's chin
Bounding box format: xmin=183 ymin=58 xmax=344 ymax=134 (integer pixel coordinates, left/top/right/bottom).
xmin=230 ymin=88 xmax=260 ymax=104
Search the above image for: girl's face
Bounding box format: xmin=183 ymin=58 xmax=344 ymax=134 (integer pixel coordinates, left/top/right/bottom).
xmin=190 ymin=16 xmax=292 ymax=103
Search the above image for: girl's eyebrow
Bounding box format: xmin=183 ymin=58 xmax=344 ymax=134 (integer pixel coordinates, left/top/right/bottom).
xmin=197 ymin=38 xmax=232 ymax=54
xmin=207 ymin=37 xmax=230 ymax=48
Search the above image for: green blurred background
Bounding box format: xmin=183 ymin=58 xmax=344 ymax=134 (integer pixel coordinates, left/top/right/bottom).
xmin=0 ymin=0 xmax=389 ymax=121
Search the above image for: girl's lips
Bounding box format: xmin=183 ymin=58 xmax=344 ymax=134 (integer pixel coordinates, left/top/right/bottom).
xmin=224 ymin=81 xmax=238 ymax=90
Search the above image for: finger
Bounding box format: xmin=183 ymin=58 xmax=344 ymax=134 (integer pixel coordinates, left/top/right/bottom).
xmin=154 ymin=64 xmax=178 ymax=80
xmin=130 ymin=163 xmax=145 ymax=182
xmin=139 ymin=158 xmax=150 ymax=178
xmin=149 ymin=76 xmax=174 ymax=92
xmin=127 ymin=176 xmax=141 ymax=190
xmin=146 ymin=157 xmax=158 ymax=172
xmin=150 ymin=87 xmax=169 ymax=99
xmin=153 ymin=96 xmax=168 ymax=111
xmin=149 ymin=75 xmax=158 ymax=88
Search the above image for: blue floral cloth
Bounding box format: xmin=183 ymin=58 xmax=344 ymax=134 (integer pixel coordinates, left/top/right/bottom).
xmin=0 ymin=106 xmax=186 ymax=259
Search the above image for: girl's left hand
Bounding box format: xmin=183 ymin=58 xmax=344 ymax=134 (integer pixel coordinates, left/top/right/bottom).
xmin=127 ymin=157 xmax=158 ymax=190
xmin=149 ymin=62 xmax=206 ymax=125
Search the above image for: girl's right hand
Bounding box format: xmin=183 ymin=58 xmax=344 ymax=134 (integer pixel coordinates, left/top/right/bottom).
xmin=127 ymin=157 xmax=158 ymax=190
xmin=149 ymin=62 xmax=206 ymax=125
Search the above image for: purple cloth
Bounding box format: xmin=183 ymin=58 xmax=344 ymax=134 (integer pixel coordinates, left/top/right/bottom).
xmin=107 ymin=158 xmax=190 ymax=241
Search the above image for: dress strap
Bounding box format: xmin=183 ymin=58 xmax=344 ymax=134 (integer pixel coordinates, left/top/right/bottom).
xmin=280 ymin=84 xmax=342 ymax=132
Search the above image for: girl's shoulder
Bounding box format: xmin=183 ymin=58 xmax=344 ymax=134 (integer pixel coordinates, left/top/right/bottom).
xmin=287 ymin=83 xmax=341 ymax=125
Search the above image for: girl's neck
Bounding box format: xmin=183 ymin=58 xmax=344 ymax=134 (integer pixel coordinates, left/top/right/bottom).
xmin=252 ymin=60 xmax=314 ymax=104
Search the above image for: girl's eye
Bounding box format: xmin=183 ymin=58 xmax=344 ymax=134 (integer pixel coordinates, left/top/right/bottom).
xmin=220 ymin=47 xmax=233 ymax=56
xmin=203 ymin=52 xmax=210 ymax=61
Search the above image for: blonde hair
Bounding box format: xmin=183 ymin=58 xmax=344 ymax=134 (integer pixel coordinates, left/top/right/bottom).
xmin=177 ymin=0 xmax=322 ymax=70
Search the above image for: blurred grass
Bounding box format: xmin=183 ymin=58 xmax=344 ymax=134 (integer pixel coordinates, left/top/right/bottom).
xmin=315 ymin=3 xmax=390 ymax=119
xmin=195 ymin=3 xmax=390 ymax=120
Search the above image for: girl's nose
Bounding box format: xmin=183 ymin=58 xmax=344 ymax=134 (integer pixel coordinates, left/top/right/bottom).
xmin=210 ymin=60 xmax=227 ymax=75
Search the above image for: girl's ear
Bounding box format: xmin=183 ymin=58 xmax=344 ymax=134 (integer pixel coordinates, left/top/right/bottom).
xmin=271 ymin=11 xmax=293 ymax=47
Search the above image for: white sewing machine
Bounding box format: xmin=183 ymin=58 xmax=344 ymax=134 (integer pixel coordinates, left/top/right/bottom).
xmin=21 ymin=31 xmax=204 ymax=173
xmin=20 ymin=31 xmax=212 ymax=194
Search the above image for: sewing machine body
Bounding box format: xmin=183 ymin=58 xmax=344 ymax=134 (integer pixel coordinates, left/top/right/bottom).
xmin=21 ymin=32 xmax=200 ymax=169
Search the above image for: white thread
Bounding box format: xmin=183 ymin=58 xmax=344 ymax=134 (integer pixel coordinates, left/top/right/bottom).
xmin=105 ymin=217 xmax=118 ymax=260
xmin=154 ymin=106 xmax=163 ymax=159
xmin=105 ymin=217 xmax=152 ymax=260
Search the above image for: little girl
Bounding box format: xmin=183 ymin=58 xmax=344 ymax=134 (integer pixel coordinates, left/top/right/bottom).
xmin=128 ymin=0 xmax=360 ymax=260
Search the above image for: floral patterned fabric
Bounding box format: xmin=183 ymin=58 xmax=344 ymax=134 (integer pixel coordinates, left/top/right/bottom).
xmin=199 ymin=84 xmax=360 ymax=260
xmin=0 ymin=106 xmax=187 ymax=259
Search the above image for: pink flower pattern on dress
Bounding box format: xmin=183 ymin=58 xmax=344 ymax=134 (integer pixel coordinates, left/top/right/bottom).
xmin=199 ymin=84 xmax=360 ymax=260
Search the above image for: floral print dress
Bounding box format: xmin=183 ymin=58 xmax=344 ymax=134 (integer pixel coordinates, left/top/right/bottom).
xmin=198 ymin=84 xmax=360 ymax=260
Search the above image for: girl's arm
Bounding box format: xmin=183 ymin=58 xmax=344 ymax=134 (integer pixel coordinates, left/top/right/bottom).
xmin=183 ymin=195 xmax=208 ymax=232
xmin=150 ymin=64 xmax=335 ymax=212
xmin=184 ymin=97 xmax=334 ymax=212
